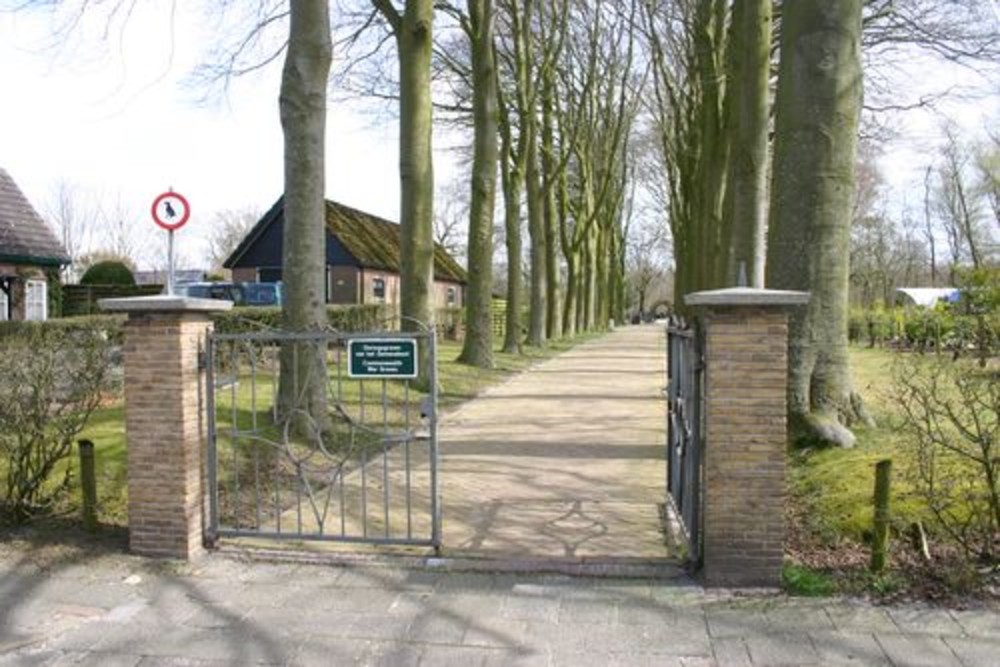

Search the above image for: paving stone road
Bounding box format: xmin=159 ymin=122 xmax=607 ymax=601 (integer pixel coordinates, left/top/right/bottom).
xmin=1 ymin=551 xmax=997 ymax=666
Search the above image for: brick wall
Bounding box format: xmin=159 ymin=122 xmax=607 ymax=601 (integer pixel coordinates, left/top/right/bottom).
xmin=121 ymin=312 xmax=211 ymax=558
xmin=701 ymin=307 xmax=788 ymax=587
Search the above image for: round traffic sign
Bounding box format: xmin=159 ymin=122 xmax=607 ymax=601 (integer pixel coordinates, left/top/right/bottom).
xmin=151 ymin=191 xmax=191 ymax=231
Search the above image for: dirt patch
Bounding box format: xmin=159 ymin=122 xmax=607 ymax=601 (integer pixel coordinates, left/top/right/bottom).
xmin=786 ymin=500 xmax=999 ymax=607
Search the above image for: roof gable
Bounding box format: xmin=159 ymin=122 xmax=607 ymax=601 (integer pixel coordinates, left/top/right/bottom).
xmin=225 ymin=197 xmax=467 ymax=284
xmin=0 ymin=168 xmax=70 ymax=266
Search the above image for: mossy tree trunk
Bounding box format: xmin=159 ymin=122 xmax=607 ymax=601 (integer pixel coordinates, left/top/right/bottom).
xmin=541 ymin=71 xmax=562 ymax=340
xmin=497 ymin=87 xmax=524 ymax=354
xmin=525 ymin=126 xmax=547 ymax=347
xmin=374 ymin=0 xmax=435 ymax=387
xmin=278 ymin=0 xmax=331 ymax=431
xmin=767 ymin=0 xmax=871 ymax=447
xmin=457 ymin=0 xmax=498 ymax=369
xmin=722 ymin=0 xmax=771 ymax=288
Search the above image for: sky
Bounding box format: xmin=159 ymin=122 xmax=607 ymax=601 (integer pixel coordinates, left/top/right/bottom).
xmin=0 ymin=3 xmax=996 ymax=272
xmin=0 ymin=3 xmax=444 ymax=270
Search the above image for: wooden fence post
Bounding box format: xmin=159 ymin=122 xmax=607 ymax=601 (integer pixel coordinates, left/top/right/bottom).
xmin=78 ymin=439 xmax=98 ymax=532
xmin=871 ymin=459 xmax=893 ymax=572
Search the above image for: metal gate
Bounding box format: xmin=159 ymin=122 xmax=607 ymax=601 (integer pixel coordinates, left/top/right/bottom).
xmin=666 ymin=316 xmax=703 ymax=561
xmin=205 ymin=325 xmax=440 ymax=550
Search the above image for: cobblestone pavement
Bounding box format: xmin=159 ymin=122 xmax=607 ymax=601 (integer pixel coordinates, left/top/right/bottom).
xmin=439 ymin=324 xmax=675 ymax=560
xmin=1 ymin=550 xmax=997 ymax=666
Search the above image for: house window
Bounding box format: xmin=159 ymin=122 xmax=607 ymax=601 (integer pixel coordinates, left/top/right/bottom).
xmin=25 ymin=280 xmax=47 ymax=321
xmin=0 ymin=288 xmax=8 ymax=321
xmin=447 ymin=286 xmax=457 ymax=307
xmin=372 ymin=277 xmax=386 ymax=301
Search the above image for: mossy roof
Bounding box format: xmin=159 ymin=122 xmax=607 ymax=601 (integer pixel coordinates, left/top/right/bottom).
xmin=0 ymin=167 xmax=70 ymax=266
xmin=225 ymin=197 xmax=467 ymax=284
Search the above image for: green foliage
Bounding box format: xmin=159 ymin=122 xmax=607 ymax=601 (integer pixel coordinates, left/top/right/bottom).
xmin=782 ymin=564 xmax=836 ymax=596
xmin=0 ymin=323 xmax=115 ymax=523
xmin=849 ymin=300 xmax=998 ymax=357
xmin=210 ymin=304 xmax=390 ymax=335
xmin=80 ymin=260 xmax=136 ymax=287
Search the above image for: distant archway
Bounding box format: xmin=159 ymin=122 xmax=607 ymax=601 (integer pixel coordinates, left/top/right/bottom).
xmin=649 ymin=300 xmax=673 ymax=319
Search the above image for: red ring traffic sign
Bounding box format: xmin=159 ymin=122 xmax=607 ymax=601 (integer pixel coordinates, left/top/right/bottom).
xmin=151 ymin=191 xmax=191 ymax=231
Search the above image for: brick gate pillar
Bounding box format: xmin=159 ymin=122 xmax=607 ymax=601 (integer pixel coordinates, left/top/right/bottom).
xmin=101 ymin=296 xmax=232 ymax=559
xmin=685 ymin=288 xmax=809 ymax=587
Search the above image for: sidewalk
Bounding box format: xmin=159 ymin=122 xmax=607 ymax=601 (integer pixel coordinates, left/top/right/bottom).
xmin=440 ymin=324 xmax=674 ymax=561
xmin=1 ymin=547 xmax=997 ymax=666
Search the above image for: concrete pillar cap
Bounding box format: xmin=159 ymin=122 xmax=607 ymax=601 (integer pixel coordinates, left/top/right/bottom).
xmin=99 ymin=295 xmax=233 ymax=313
xmin=684 ymin=287 xmax=810 ymax=308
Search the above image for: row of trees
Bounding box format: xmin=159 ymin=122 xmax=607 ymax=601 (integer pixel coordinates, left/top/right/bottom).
xmin=20 ymin=0 xmax=998 ymax=445
xmin=224 ymin=0 xmax=1000 ymax=443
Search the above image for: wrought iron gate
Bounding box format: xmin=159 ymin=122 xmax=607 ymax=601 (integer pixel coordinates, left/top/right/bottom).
xmin=666 ymin=316 xmax=703 ymax=561
xmin=205 ymin=325 xmax=440 ymax=550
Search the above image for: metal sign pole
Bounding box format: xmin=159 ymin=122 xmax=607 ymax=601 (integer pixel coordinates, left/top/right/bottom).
xmin=167 ymin=229 xmax=176 ymax=295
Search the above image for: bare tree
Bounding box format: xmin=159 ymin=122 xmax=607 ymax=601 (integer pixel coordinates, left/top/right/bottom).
xmin=43 ymin=180 xmax=99 ymax=282
xmin=932 ymin=125 xmax=996 ymax=277
xmin=207 ymin=207 xmax=261 ymax=271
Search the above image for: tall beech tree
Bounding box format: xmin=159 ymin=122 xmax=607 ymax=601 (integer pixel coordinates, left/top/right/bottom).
xmin=721 ymin=0 xmax=771 ymax=288
xmin=766 ymin=0 xmax=871 ymax=447
xmin=277 ymin=0 xmax=332 ymax=428
xmin=372 ymin=0 xmax=436 ymax=385
xmin=456 ymin=0 xmax=499 ymax=368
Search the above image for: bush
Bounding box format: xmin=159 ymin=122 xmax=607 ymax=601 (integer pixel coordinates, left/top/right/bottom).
xmin=890 ymin=355 xmax=999 ymax=562
xmin=81 ymin=260 xmax=135 ymax=287
xmin=0 ymin=323 xmax=115 ymax=523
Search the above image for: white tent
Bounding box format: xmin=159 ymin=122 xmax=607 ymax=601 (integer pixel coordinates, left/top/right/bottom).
xmin=895 ymin=287 xmax=959 ymax=307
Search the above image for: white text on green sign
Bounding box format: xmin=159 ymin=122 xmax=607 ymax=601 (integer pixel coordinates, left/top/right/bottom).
xmin=347 ymin=339 xmax=418 ymax=379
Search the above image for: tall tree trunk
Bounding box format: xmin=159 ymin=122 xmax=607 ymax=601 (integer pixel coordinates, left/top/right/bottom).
xmin=457 ymin=0 xmax=498 ymax=368
xmin=375 ymin=0 xmax=435 ymax=384
xmin=767 ymin=0 xmax=871 ymax=447
xmin=723 ymin=0 xmax=771 ymax=287
xmin=542 ymin=76 xmax=561 ymax=339
xmin=525 ymin=129 xmax=547 ymax=346
xmin=278 ymin=0 xmax=332 ymax=432
xmin=399 ymin=0 xmax=435 ymax=345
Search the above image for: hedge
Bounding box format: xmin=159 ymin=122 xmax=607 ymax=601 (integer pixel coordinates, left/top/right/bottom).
xmin=0 ymin=314 xmax=126 ymax=344
xmin=0 ymin=305 xmax=392 ymax=345
xmin=211 ymin=304 xmax=391 ymax=335
xmin=63 ymin=284 xmax=163 ymax=317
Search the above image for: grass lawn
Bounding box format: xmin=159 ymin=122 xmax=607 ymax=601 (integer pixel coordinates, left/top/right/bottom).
xmin=54 ymin=332 xmax=602 ymax=527
xmin=787 ymin=344 xmax=997 ymax=599
xmin=788 ymin=346 xmax=931 ymax=546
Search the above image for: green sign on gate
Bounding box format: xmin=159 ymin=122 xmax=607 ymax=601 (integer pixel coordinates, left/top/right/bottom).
xmin=347 ymin=338 xmax=418 ymax=379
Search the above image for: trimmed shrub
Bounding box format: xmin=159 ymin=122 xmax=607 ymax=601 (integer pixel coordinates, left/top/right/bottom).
xmin=81 ymin=260 xmax=135 ymax=287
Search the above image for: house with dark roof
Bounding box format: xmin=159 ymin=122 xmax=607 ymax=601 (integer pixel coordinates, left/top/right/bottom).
xmin=0 ymin=168 xmax=70 ymax=321
xmin=225 ymin=198 xmax=467 ymax=310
